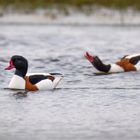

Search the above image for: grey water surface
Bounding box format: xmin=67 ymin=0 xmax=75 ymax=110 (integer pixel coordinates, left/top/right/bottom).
xmin=0 ymin=24 xmax=140 ymax=140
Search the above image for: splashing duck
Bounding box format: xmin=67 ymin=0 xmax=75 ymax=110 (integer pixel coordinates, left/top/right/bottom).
xmin=85 ymin=52 xmax=140 ymax=74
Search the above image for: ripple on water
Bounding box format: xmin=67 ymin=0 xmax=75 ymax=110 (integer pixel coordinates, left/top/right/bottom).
xmin=1 ymin=24 xmax=140 ymax=140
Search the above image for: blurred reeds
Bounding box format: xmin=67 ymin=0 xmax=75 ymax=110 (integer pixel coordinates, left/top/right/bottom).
xmin=0 ymin=0 xmax=140 ymax=9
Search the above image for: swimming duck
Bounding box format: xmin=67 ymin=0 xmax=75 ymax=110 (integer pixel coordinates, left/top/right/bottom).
xmin=5 ymin=55 xmax=63 ymax=91
xmin=85 ymin=52 xmax=140 ymax=74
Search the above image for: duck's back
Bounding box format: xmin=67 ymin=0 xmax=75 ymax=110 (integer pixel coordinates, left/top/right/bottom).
xmin=26 ymin=73 xmax=63 ymax=90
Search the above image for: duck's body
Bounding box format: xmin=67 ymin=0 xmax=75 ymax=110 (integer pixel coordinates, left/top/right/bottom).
xmin=5 ymin=56 xmax=63 ymax=91
xmin=8 ymin=73 xmax=63 ymax=91
xmin=85 ymin=52 xmax=140 ymax=74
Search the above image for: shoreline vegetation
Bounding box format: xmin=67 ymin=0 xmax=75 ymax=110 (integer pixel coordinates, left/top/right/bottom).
xmin=0 ymin=0 xmax=140 ymax=25
xmin=0 ymin=0 xmax=140 ymax=10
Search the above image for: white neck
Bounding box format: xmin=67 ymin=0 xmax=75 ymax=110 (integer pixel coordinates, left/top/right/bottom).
xmin=8 ymin=75 xmax=25 ymax=90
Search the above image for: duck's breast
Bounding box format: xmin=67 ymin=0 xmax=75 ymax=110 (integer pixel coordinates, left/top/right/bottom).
xmin=8 ymin=75 xmax=25 ymax=89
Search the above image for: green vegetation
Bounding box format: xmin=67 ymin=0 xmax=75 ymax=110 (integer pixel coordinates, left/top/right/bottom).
xmin=0 ymin=0 xmax=140 ymax=10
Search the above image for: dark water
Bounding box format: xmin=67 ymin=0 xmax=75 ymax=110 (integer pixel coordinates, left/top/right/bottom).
xmin=0 ymin=24 xmax=140 ymax=140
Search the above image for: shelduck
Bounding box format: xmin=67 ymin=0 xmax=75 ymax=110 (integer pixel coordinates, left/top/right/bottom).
xmin=85 ymin=52 xmax=140 ymax=74
xmin=5 ymin=55 xmax=63 ymax=91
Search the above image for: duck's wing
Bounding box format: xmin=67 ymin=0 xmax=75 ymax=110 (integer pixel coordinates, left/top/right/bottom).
xmin=28 ymin=74 xmax=54 ymax=85
xmin=129 ymin=55 xmax=140 ymax=65
xmin=26 ymin=73 xmax=63 ymax=76
xmin=125 ymin=53 xmax=140 ymax=59
xmin=26 ymin=73 xmax=63 ymax=89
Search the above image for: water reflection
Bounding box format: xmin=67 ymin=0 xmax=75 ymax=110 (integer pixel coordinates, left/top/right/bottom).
xmin=3 ymin=88 xmax=28 ymax=99
xmin=13 ymin=91 xmax=28 ymax=99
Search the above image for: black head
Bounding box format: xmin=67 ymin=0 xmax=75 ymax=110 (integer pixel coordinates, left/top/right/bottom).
xmin=5 ymin=55 xmax=28 ymax=77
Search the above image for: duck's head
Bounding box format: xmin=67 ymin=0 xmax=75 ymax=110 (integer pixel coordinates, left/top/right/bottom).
xmin=5 ymin=55 xmax=28 ymax=77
